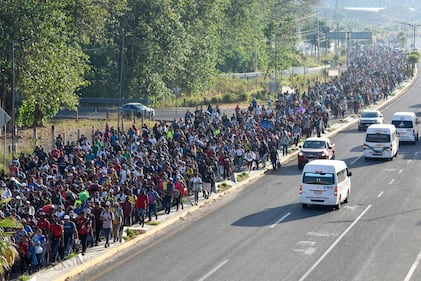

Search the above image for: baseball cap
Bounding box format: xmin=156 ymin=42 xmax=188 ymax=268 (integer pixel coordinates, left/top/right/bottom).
xmin=64 ymin=215 xmax=70 ymax=219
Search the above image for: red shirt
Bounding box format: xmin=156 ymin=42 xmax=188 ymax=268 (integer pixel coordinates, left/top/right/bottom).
xmin=136 ymin=193 xmax=148 ymax=209
xmin=50 ymin=223 xmax=63 ymax=238
xmin=38 ymin=219 xmax=50 ymax=233
xmin=77 ymin=217 xmax=90 ymax=235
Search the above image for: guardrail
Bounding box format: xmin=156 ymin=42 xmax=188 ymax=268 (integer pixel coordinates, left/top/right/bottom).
xmin=79 ymin=98 xmax=150 ymax=107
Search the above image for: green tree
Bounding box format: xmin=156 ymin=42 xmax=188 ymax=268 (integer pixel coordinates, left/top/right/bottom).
xmin=0 ymin=199 xmax=22 ymax=280
xmin=0 ymin=0 xmax=122 ymax=127
xmin=407 ymin=51 xmax=420 ymax=73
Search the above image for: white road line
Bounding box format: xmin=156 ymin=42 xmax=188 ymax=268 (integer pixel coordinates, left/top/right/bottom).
xmin=407 ymin=160 xmax=412 ymax=164
xmin=270 ymin=212 xmax=291 ymax=228
xmin=403 ymin=250 xmax=421 ymax=281
xmin=377 ymin=191 xmax=384 ymax=197
xmin=389 ymin=179 xmax=395 ymax=184
xmin=298 ymin=205 xmax=372 ymax=281
xmin=197 ymin=259 xmax=229 ymax=281
xmin=350 ymin=156 xmax=361 ymax=165
xmin=399 ymin=169 xmax=404 ymax=174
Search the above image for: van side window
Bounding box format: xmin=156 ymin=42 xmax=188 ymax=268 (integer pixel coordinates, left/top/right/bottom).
xmin=336 ymin=169 xmax=346 ymax=183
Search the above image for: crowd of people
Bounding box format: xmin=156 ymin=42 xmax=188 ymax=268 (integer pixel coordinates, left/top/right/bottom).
xmin=0 ymin=43 xmax=410 ymax=278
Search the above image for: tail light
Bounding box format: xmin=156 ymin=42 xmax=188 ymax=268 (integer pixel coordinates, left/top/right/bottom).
xmin=390 ymin=143 xmax=393 ymax=151
xmin=334 ymin=186 xmax=338 ymax=196
xmin=299 ymin=185 xmax=303 ymax=195
xmin=363 ymin=143 xmax=367 ymax=150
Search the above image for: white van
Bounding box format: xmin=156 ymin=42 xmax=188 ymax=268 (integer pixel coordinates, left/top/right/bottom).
xmin=363 ymin=124 xmax=399 ymax=160
xmin=299 ymin=160 xmax=352 ymax=210
xmin=391 ymin=112 xmax=419 ymax=144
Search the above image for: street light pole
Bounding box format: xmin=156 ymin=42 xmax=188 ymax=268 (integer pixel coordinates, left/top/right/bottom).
xmin=118 ymin=35 xmax=125 ymax=132
xmin=399 ymin=22 xmax=421 ymax=50
xmin=172 ymin=87 xmax=181 ymax=119
xmin=12 ymin=42 xmax=16 ymax=156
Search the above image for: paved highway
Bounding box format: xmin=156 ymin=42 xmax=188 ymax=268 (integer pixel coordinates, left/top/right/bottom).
xmin=73 ymin=76 xmax=421 ymax=281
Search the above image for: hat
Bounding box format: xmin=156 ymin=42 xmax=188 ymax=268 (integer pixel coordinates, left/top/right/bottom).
xmin=64 ymin=215 xmax=70 ymax=219
xmin=15 ymin=196 xmax=21 ymax=200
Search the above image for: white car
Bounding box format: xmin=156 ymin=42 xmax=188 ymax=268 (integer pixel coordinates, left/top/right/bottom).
xmin=118 ymin=102 xmax=155 ymax=119
xmin=358 ymin=109 xmax=383 ymax=131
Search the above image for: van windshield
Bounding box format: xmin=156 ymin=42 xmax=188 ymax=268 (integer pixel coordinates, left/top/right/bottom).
xmin=303 ymin=172 xmax=335 ymax=185
xmin=391 ymin=120 xmax=413 ymax=128
xmin=366 ymin=133 xmax=390 ymax=143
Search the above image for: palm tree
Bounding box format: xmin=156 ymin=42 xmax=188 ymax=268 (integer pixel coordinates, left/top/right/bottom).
xmin=0 ymin=199 xmax=22 ymax=281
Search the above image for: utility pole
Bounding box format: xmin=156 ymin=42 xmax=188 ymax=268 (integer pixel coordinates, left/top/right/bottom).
xmin=118 ymin=34 xmax=125 ymax=132
xmin=399 ymin=22 xmax=421 ymax=50
xmin=12 ymin=42 xmax=16 ymax=156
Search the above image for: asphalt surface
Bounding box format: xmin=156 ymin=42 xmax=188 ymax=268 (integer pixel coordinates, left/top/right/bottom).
xmin=30 ymin=71 xmax=421 ymax=281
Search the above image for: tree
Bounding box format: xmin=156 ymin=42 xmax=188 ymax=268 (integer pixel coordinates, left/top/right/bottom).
xmin=0 ymin=199 xmax=22 ymax=281
xmin=407 ymin=51 xmax=420 ymax=74
xmin=0 ymin=0 xmax=122 ymax=127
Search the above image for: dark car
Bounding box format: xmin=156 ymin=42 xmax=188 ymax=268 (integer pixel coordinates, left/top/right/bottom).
xmin=118 ymin=102 xmax=155 ymax=119
xmin=298 ymin=137 xmax=335 ymax=169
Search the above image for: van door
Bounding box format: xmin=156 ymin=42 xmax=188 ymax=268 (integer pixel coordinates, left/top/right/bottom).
xmin=301 ymin=171 xmax=336 ymax=203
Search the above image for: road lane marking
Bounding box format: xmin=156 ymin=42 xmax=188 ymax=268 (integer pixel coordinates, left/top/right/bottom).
xmin=377 ymin=191 xmax=384 ymax=197
xmin=198 ymin=259 xmax=229 ymax=281
xmin=307 ymin=232 xmax=337 ymax=237
xmin=350 ymin=156 xmax=361 ymax=165
xmin=403 ymin=250 xmax=421 ymax=281
xmin=298 ymin=205 xmax=372 ymax=281
xmin=297 ymin=241 xmax=316 ymax=246
xmin=407 ymin=160 xmax=412 ymax=164
xmin=270 ymin=212 xmax=291 ymax=228
xmin=399 ymin=169 xmax=404 ymax=174
xmin=389 ymin=179 xmax=395 ymax=184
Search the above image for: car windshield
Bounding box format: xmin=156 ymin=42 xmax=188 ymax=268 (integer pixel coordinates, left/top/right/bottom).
xmin=366 ymin=133 xmax=390 ymax=142
xmin=303 ymin=172 xmax=335 ymax=185
xmin=391 ymin=120 xmax=413 ymax=128
xmin=361 ymin=111 xmax=379 ymax=118
xmin=303 ymin=141 xmax=326 ymax=149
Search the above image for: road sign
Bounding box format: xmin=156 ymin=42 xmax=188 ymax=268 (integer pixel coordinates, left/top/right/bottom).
xmin=326 ymin=31 xmax=372 ymax=40
xmin=172 ymin=87 xmax=181 ymax=97
xmin=0 ymin=108 xmax=11 ymax=127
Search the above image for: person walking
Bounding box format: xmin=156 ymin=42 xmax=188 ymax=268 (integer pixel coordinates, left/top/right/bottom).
xmin=100 ymin=202 xmax=114 ymax=248
xmin=244 ymin=150 xmax=256 ymax=171
xmin=269 ymin=147 xmax=278 ymax=170
xmin=191 ymin=173 xmax=203 ymax=205
xmin=111 ymin=202 xmax=123 ymax=242
xmin=92 ymin=201 xmax=103 ymax=246
xmin=49 ymin=216 xmax=64 ymax=264
xmin=280 ymin=129 xmax=290 ymax=156
xmin=62 ymin=215 xmax=78 ymax=257
xmin=135 ymin=189 xmax=148 ymax=227
xmin=76 ymin=210 xmax=91 ymax=256
xmin=147 ymin=187 xmax=160 ymax=222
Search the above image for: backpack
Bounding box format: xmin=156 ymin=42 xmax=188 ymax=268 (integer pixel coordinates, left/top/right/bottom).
xmin=148 ymin=191 xmax=157 ymax=204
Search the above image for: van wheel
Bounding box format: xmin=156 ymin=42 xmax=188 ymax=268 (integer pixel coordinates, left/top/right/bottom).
xmin=344 ymin=191 xmax=349 ymax=204
xmin=335 ymin=197 xmax=341 ymax=210
xmin=302 ymin=203 xmax=308 ymax=209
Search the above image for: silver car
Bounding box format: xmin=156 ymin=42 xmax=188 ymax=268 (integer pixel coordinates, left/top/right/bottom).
xmin=118 ymin=102 xmax=155 ymax=119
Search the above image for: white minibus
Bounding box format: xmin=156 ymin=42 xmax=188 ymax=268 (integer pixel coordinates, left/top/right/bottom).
xmin=363 ymin=124 xmax=399 ymax=160
xmin=299 ymin=160 xmax=352 ymax=210
xmin=391 ymin=112 xmax=419 ymax=144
